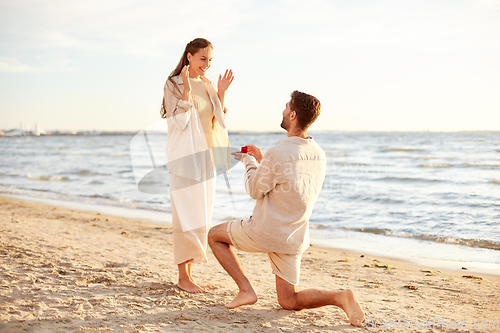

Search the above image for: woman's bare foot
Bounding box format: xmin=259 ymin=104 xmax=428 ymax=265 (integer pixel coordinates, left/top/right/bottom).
xmin=225 ymin=290 xmax=258 ymax=309
xmin=177 ymin=279 xmax=206 ymax=293
xmin=339 ymin=289 xmax=365 ymax=327
xmin=177 ymin=260 xmax=205 ymax=293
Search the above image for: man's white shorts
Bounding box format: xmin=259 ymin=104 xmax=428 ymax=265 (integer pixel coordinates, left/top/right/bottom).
xmin=226 ymin=219 xmax=301 ymax=286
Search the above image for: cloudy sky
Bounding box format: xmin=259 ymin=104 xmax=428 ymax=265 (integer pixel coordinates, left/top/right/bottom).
xmin=1 ymin=0 xmax=499 ymax=132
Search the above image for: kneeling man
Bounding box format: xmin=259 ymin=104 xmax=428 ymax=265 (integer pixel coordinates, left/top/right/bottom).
xmin=208 ymin=91 xmax=365 ymax=327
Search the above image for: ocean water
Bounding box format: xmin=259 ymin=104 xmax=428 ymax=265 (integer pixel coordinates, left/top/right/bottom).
xmin=1 ymin=130 xmax=499 ymax=274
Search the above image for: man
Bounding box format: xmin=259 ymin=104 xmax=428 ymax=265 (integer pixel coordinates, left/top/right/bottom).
xmin=208 ymin=91 xmax=365 ymax=327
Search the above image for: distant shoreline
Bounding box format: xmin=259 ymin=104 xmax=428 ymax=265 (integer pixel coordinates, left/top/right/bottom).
xmin=1 ymin=130 xmax=499 ymax=137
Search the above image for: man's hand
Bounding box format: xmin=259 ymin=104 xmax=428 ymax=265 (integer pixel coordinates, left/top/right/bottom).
xmin=244 ymin=145 xmax=263 ymax=164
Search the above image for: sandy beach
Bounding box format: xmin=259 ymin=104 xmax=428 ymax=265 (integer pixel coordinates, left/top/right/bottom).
xmin=1 ymin=196 xmax=499 ymax=332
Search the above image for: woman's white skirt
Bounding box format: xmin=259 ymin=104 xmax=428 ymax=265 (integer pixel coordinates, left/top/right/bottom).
xmin=169 ymin=153 xmax=216 ymax=265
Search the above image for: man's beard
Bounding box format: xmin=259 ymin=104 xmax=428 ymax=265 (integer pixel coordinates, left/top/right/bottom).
xmin=280 ymin=118 xmax=289 ymax=130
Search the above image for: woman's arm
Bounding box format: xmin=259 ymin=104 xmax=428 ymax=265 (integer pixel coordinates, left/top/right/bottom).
xmin=164 ymin=68 xmax=194 ymax=131
xmin=181 ymin=65 xmax=191 ymax=103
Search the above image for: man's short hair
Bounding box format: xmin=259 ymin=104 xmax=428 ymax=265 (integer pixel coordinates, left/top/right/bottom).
xmin=289 ymin=91 xmax=321 ymax=130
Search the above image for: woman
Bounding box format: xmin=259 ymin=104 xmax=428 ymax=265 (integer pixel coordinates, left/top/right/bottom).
xmin=161 ymin=38 xmax=234 ymax=293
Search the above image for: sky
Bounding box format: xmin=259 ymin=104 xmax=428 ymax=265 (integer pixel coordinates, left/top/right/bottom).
xmin=0 ymin=0 xmax=499 ymax=133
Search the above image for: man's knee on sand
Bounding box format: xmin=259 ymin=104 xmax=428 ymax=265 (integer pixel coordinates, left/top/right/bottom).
xmin=277 ymin=293 xmax=300 ymax=310
xmin=278 ymin=288 xmax=308 ymax=310
xmin=276 ymin=276 xmax=301 ymax=310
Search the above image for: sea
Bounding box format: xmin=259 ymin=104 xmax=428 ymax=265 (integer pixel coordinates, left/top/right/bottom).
xmin=1 ymin=128 xmax=499 ymax=275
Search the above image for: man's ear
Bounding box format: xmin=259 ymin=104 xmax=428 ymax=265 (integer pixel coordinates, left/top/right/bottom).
xmin=290 ymin=110 xmax=297 ymax=121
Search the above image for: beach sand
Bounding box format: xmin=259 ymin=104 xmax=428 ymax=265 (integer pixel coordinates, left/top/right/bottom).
xmin=1 ymin=196 xmax=499 ymax=332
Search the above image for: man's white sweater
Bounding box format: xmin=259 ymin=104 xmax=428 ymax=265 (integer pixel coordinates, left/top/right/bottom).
xmin=240 ymin=136 xmax=326 ymax=254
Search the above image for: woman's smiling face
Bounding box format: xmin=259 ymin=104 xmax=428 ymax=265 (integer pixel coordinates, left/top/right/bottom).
xmin=187 ymin=47 xmax=213 ymax=78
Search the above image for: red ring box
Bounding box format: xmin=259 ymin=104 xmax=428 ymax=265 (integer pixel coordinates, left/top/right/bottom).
xmin=241 ymin=146 xmax=248 ymax=153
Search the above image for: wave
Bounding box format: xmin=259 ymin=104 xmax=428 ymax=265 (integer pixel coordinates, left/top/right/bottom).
xmin=463 ymin=163 xmax=500 ymax=168
xmin=411 ymin=156 xmax=437 ymax=160
xmin=74 ymin=170 xmax=110 ymax=176
xmin=309 ymin=224 xmax=330 ymax=230
xmin=326 ymin=153 xmax=348 ymax=157
xmin=368 ymin=197 xmax=405 ymax=204
xmin=77 ymin=170 xmax=94 ymax=176
xmin=0 ymin=187 xmax=171 ymax=214
xmin=418 ymin=163 xmax=454 ymax=168
xmin=27 ymin=174 xmax=69 ymax=182
xmin=377 ymin=176 xmax=442 ymax=183
xmin=411 ymin=156 xmax=457 ymax=160
xmin=346 ymin=227 xmax=500 ymax=251
xmin=88 ymin=194 xmax=112 ymax=199
xmin=413 ymin=234 xmax=500 ymax=251
xmin=336 ymin=162 xmax=371 ymax=166
xmin=0 ymin=173 xmax=21 ymax=178
xmin=344 ymin=195 xmax=406 ymax=205
xmin=383 ymin=148 xmax=424 ymax=152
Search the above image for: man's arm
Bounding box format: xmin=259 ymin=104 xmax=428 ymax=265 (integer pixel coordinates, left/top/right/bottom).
xmin=242 ymin=153 xmax=280 ymax=200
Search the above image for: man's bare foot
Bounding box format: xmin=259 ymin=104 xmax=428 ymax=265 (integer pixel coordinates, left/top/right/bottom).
xmin=339 ymin=289 xmax=365 ymax=327
xmin=225 ymin=290 xmax=258 ymax=309
xmin=177 ymin=279 xmax=206 ymax=293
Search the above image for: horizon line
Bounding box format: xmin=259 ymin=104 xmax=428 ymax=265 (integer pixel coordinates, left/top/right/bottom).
xmin=1 ymin=128 xmax=499 ymax=137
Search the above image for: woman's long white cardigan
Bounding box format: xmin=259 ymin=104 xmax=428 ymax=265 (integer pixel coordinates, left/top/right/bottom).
xmin=163 ymin=75 xmax=230 ymax=264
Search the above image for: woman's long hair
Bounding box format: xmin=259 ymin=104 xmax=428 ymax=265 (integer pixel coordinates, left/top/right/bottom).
xmin=161 ymin=38 xmax=213 ymax=119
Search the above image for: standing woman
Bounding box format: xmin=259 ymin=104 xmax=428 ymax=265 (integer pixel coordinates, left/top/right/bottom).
xmin=161 ymin=38 xmax=234 ymax=293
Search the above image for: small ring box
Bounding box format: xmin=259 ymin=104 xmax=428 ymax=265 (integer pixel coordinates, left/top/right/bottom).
xmin=241 ymin=146 xmax=248 ymax=153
